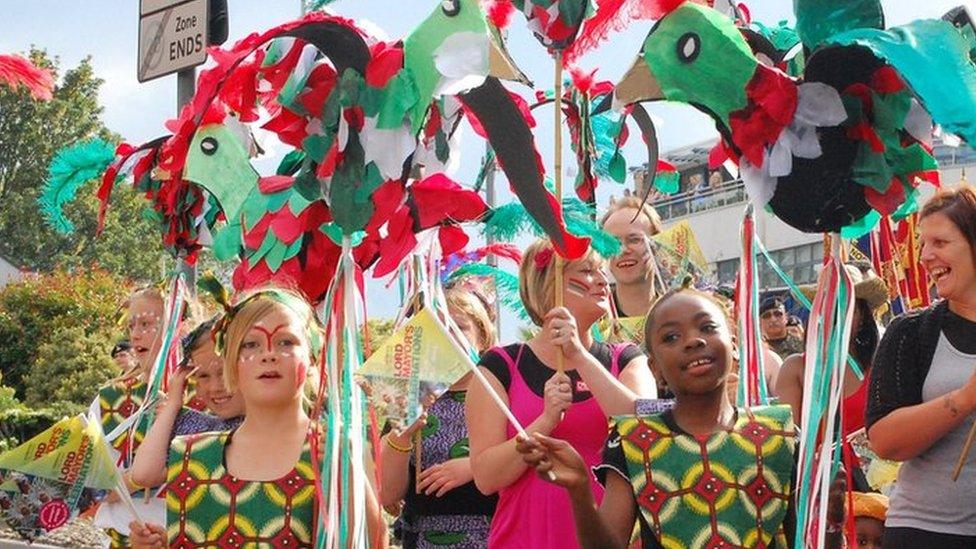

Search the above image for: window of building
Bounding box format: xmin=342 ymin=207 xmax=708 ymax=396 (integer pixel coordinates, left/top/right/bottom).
xmin=711 ymin=242 xmax=822 ymax=289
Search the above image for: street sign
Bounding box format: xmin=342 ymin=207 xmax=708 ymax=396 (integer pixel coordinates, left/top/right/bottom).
xmin=140 ymin=0 xmax=187 ymax=16
xmin=137 ymin=0 xmax=209 ymax=83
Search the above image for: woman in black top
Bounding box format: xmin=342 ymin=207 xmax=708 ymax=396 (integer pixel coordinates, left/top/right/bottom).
xmin=380 ymin=287 xmax=499 ymax=549
xmin=867 ymin=185 xmax=976 ymax=547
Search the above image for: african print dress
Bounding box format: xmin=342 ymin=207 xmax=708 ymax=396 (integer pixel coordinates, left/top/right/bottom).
xmin=599 ymin=406 xmax=796 ymax=548
xmin=401 ymin=390 xmax=497 ymax=549
xmin=165 ymin=430 xmax=318 ymax=547
xmin=96 ymin=377 xmax=150 ymax=455
xmin=92 ymin=376 xmax=153 ymax=547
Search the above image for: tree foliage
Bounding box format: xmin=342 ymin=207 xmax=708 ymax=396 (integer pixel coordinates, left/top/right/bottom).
xmin=0 ymin=48 xmax=165 ymax=280
xmin=24 ymin=325 xmax=120 ymax=416
xmin=0 ymin=267 xmax=130 ymax=398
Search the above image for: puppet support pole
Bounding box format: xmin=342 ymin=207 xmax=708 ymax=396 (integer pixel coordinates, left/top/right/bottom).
xmin=953 ymin=387 xmax=976 ymax=481
xmin=554 ymin=59 xmax=565 ymax=374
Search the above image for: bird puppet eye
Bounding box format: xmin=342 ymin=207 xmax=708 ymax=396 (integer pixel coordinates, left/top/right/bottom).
xmin=200 ymin=137 xmax=219 ymax=156
xmin=441 ymin=0 xmax=460 ymax=16
xmin=676 ymin=32 xmax=701 ymax=63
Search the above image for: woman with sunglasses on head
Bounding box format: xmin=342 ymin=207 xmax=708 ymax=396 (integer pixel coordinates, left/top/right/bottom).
xmin=867 ymin=185 xmax=976 ymax=548
xmin=466 ymin=239 xmax=656 ymax=549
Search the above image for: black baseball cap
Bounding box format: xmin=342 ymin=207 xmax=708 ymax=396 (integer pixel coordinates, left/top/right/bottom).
xmin=110 ymin=341 xmax=132 ymax=358
xmin=759 ymin=296 xmax=786 ymax=315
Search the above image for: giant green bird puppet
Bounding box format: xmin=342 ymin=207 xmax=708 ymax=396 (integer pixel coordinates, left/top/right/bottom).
xmin=600 ymin=0 xmax=976 ymax=233
xmin=161 ymin=2 xmax=584 ymax=302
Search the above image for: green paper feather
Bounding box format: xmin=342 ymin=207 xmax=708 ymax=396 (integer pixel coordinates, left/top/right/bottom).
xmin=449 ymin=263 xmax=528 ymax=321
xmin=39 ymin=139 xmax=117 ymax=234
xmin=653 ymin=170 xmax=681 ymax=195
xmin=591 ymin=111 xmax=627 ymax=183
xmin=483 ymin=198 xmax=621 ymax=258
xmin=197 ymin=270 xmax=231 ymax=310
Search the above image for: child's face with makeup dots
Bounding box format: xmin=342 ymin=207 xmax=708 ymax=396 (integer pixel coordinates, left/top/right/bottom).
xmin=236 ymin=304 xmax=310 ymax=407
xmin=127 ymin=296 xmax=164 ymax=371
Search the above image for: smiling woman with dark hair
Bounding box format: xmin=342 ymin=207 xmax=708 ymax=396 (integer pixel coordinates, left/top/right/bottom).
xmin=867 ymin=184 xmax=976 ymax=548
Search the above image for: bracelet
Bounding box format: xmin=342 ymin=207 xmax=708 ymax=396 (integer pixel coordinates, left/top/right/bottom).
xmin=125 ymin=471 xmax=146 ymax=491
xmin=385 ymin=435 xmax=413 ymax=453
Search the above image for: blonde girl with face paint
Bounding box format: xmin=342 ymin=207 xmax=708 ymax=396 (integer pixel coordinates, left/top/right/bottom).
xmin=129 ymin=287 xmax=387 ymax=548
xmin=91 ymin=287 xmax=166 ymax=548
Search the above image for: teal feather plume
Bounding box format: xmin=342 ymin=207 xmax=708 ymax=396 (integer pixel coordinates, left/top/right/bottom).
xmin=449 ymin=263 xmax=528 ymax=321
xmin=39 ymin=139 xmax=116 ymax=234
xmin=483 ymin=198 xmax=621 ymax=258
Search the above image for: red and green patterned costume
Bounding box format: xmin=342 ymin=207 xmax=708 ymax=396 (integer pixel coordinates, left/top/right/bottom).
xmin=601 ymin=406 xmax=796 ymax=548
xmin=165 ymin=430 xmax=318 ymax=547
xmin=96 ymin=377 xmax=150 ymax=457
xmin=94 ymin=377 xmax=152 ymax=547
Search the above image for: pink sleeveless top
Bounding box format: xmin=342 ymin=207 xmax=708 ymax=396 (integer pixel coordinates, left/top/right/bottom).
xmin=487 ymin=344 xmax=626 ymax=549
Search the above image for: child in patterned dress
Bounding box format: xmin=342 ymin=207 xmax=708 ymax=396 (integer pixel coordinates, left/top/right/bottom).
xmin=129 ymin=318 xmax=246 ymax=489
xmin=129 ymin=287 xmax=387 ymax=548
xmin=517 ymin=284 xmax=797 ymax=548
xmin=91 ymin=287 xmax=166 ymax=547
xmin=381 ymin=286 xmax=499 ymax=548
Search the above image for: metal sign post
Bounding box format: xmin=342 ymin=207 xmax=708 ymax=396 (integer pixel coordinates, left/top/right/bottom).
xmin=139 ymin=0 xmax=213 ymax=289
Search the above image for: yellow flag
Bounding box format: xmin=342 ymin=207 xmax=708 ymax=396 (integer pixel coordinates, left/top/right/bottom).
xmin=651 ymin=220 xmax=709 ymax=285
xmin=358 ymin=308 xmax=474 ymax=423
xmin=0 ymin=415 xmax=120 ymax=491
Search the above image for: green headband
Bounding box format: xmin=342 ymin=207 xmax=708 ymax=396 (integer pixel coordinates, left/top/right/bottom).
xmin=200 ymin=274 xmax=323 ymax=359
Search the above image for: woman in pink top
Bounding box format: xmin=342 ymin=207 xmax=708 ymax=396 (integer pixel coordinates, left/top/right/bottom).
xmin=466 ymin=239 xmax=657 ymax=548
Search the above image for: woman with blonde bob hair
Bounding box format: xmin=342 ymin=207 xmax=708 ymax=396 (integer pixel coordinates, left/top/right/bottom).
xmin=130 ymin=286 xmax=386 ymax=548
xmin=466 ymin=239 xmax=656 ymax=549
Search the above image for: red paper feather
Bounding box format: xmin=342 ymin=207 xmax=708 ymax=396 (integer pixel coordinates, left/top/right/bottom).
xmin=0 ymin=54 xmax=54 ymax=101
xmin=481 ymin=0 xmax=516 ymax=29
xmin=564 ymin=0 xmax=657 ymax=64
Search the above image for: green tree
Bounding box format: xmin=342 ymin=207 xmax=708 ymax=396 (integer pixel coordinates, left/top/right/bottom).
xmin=364 ymin=318 xmax=395 ymax=357
xmin=24 ymin=325 xmax=120 ymax=416
xmin=0 ymin=267 xmax=130 ymax=398
xmin=0 ymin=48 xmax=165 ymax=280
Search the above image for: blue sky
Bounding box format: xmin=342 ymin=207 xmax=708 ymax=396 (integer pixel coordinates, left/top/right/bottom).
xmin=1 ymin=0 xmax=970 ymax=334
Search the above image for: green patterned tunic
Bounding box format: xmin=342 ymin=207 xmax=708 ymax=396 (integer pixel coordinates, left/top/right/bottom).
xmin=94 ymin=377 xmax=151 ymax=548
xmin=97 ymin=377 xmax=149 ymax=455
xmin=165 ymin=430 xmax=318 ymax=547
xmin=600 ymin=406 xmax=796 ymax=548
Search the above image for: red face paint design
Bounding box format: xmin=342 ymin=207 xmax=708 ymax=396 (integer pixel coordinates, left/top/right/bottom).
xmin=567 ymin=276 xmax=593 ymax=297
xmin=295 ymin=363 xmax=308 ymax=390
xmin=251 ymin=324 xmax=288 ymax=352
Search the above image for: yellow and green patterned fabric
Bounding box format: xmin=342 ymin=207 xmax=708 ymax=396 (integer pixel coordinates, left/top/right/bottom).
xmin=96 ymin=377 xmax=149 ymax=455
xmin=612 ymin=406 xmax=795 ymax=548
xmin=599 ymin=315 xmax=647 ymax=350
xmin=165 ymin=430 xmax=318 ymax=547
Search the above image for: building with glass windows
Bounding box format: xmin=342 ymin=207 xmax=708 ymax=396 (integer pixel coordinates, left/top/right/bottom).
xmin=629 ymin=137 xmax=975 ymax=292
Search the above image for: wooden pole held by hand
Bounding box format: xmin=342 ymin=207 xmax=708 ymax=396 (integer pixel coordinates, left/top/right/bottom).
xmin=554 ymin=59 xmax=565 ymax=375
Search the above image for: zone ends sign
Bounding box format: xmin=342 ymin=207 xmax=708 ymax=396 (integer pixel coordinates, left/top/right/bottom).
xmin=138 ymin=0 xmax=209 ymax=83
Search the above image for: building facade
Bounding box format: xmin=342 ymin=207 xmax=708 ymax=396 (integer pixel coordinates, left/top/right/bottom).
xmin=631 ymin=137 xmax=976 ymax=292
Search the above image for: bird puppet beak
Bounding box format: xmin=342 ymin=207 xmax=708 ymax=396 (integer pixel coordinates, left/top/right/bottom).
xmin=487 ymin=32 xmax=532 ymax=86
xmin=593 ymin=55 xmax=663 ymax=115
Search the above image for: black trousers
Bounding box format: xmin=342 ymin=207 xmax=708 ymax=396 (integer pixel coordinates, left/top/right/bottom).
xmin=883 ymin=527 xmax=976 ymax=549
